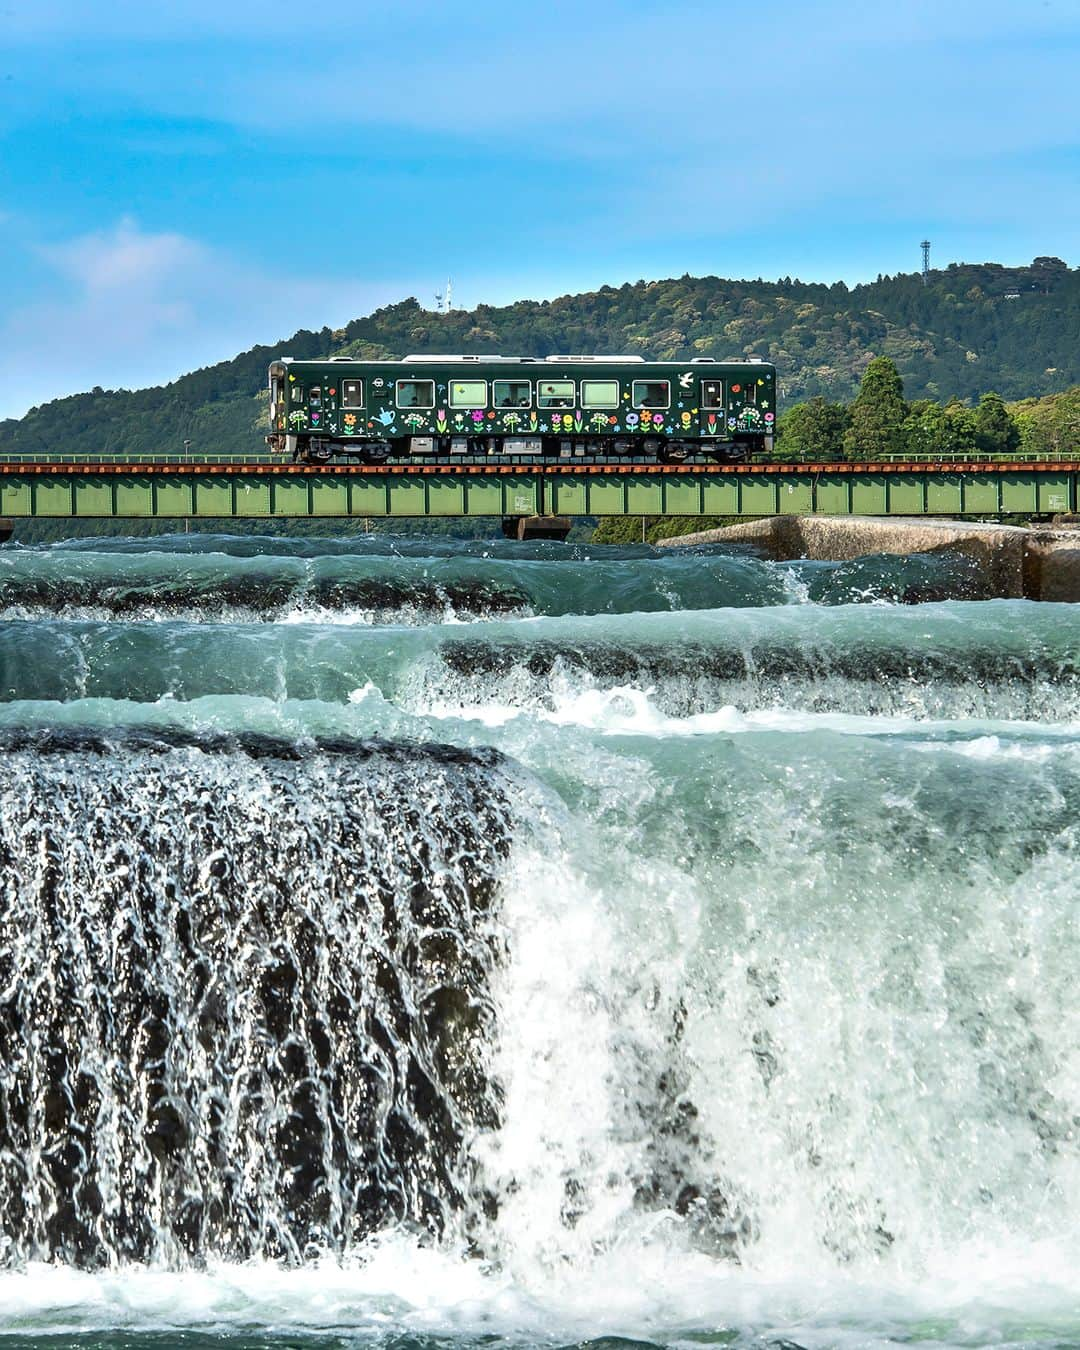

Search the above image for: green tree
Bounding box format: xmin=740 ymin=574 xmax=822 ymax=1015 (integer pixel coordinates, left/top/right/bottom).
xmin=776 ymin=397 xmax=849 ymax=460
xmin=901 ymin=399 xmax=947 ymax=455
xmin=942 ymin=399 xmax=978 ymax=455
xmin=843 ymin=357 xmax=907 ymax=460
xmin=973 ymin=391 xmax=1021 ymax=455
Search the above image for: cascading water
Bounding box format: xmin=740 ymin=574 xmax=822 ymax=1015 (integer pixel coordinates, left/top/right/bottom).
xmin=2 ymin=532 xmax=1080 ymax=1349
xmin=0 ymin=730 xmax=518 ymax=1268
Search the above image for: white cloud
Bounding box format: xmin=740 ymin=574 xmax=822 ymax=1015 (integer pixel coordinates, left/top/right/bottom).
xmin=40 ymin=216 xmax=201 ymax=294
xmin=0 ymin=220 xmax=412 ymax=420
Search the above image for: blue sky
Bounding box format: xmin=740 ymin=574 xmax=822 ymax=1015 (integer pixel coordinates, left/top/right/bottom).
xmin=0 ymin=0 xmax=1077 ymax=418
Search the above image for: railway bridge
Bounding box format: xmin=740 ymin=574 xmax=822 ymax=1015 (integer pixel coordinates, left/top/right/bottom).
xmin=0 ymin=457 xmax=1078 ymax=530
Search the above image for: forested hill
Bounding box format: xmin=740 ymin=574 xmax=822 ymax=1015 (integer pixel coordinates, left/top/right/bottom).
xmin=2 ymin=256 xmax=1076 ymax=457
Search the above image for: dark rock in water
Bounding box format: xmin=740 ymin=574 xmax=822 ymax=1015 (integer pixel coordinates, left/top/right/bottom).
xmin=307 ymin=576 xmax=530 ymax=618
xmin=0 ymin=723 xmax=510 ymax=766
xmin=625 ymin=997 xmax=761 ymax=1262
xmin=441 ymin=637 xmax=1080 ymax=705
xmin=0 ymin=735 xmax=518 ymax=1267
xmin=0 ymin=573 xmax=532 ymax=621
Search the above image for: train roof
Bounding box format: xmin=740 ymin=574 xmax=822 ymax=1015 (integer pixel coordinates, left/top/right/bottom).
xmin=274 ymin=354 xmax=772 ymax=366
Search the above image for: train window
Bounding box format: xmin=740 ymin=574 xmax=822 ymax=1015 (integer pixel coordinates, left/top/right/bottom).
xmin=493 ymin=379 xmax=531 ymax=408
xmin=537 ymin=379 xmax=575 ymax=409
xmin=308 ymin=386 xmax=322 ymax=409
xmin=701 ymin=379 xmax=725 ymax=408
xmin=582 ymin=380 xmax=619 ymax=408
xmin=341 ymin=379 xmax=364 ymax=408
xmin=632 ymin=380 xmax=669 ymax=409
xmin=396 ymin=379 xmax=435 ymax=409
xmin=745 ymin=381 xmax=757 ymax=403
xmin=449 ymin=379 xmax=488 ymax=408
xmin=291 ymin=384 xmax=304 ymax=402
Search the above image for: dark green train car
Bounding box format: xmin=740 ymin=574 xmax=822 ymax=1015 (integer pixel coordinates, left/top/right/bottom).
xmin=267 ymin=355 xmax=776 ymax=464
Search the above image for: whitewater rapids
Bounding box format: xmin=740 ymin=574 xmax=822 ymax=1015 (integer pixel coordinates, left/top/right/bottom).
xmin=1 ymin=532 xmax=1079 ymax=1350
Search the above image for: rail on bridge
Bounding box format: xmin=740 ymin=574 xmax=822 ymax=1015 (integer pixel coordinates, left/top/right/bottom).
xmin=0 ymin=459 xmax=1077 ymax=520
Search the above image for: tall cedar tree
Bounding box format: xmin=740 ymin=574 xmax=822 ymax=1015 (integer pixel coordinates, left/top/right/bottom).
xmin=843 ymin=357 xmax=908 ymax=460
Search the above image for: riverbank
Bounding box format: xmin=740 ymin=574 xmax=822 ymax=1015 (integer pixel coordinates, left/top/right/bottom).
xmin=659 ymin=515 xmax=1080 ymax=601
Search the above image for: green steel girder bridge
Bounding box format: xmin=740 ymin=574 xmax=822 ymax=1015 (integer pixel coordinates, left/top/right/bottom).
xmin=1 ymin=458 xmax=1078 ymax=521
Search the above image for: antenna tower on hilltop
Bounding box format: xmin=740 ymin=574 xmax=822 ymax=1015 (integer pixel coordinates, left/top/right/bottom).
xmin=434 ymin=279 xmax=454 ymax=312
xmin=921 ymin=240 xmax=931 ymax=285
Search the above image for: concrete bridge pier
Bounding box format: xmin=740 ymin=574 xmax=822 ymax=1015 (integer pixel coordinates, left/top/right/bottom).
xmin=502 ymin=515 xmax=572 ymax=542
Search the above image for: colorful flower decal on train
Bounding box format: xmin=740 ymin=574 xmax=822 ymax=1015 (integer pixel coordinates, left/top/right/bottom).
xmin=436 ymin=409 xmax=449 ymax=432
xmin=728 ymin=417 xmax=738 ymax=429
xmin=528 ymin=411 xmax=539 ymax=431
xmin=404 ymin=412 xmax=426 ymax=431
xmin=590 ymin=412 xmax=610 ymax=432
xmin=343 ymin=413 xmax=357 ymax=433
xmin=706 ymin=413 xmax=717 ymax=431
xmin=764 ymin=412 xmax=775 ymax=424
xmin=740 ymin=407 xmax=762 ymax=426
xmin=471 ymin=409 xmax=484 ymax=424
xmin=503 ymin=412 xmax=522 ymax=431
xmin=626 ymin=413 xmax=640 ymax=429
xmin=574 ymin=411 xmax=584 ymax=432
xmin=652 ymin=414 xmax=664 ymax=428
xmin=681 ymin=411 xmax=692 ymax=430
xmin=562 ymin=413 xmax=574 ymax=431
xmin=288 ymin=410 xmax=307 ymax=429
xmin=453 ymin=412 xmax=465 ymax=428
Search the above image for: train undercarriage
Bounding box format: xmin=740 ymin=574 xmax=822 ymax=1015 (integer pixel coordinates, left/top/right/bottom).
xmin=267 ymin=434 xmax=767 ymax=465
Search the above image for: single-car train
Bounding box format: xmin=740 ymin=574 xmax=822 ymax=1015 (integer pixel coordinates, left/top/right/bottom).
xmin=266 ymin=354 xmax=776 ymax=464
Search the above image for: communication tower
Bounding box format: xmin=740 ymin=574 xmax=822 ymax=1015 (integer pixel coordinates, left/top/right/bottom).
xmin=434 ymin=278 xmax=454 ymax=312
xmin=921 ymin=240 xmax=931 ymax=285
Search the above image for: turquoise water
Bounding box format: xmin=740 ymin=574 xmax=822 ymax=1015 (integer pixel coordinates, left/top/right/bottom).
xmin=1 ymin=534 xmax=1080 ymax=1349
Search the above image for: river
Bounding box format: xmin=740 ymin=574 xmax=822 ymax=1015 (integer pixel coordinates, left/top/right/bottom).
xmin=1 ymin=530 xmax=1078 ymax=1350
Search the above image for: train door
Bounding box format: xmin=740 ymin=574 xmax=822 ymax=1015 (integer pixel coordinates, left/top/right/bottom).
xmin=700 ymin=377 xmax=727 ymax=437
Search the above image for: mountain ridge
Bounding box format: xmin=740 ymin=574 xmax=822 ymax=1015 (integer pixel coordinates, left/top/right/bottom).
xmin=1 ymin=257 xmax=1076 ymax=458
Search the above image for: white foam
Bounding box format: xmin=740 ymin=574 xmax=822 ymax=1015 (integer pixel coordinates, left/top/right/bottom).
xmin=3 ymin=1237 xmax=1080 ymax=1345
xmin=417 ymin=683 xmax=1080 ymax=745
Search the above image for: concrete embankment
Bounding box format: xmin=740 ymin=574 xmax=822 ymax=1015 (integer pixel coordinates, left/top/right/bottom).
xmin=658 ymin=516 xmax=1080 ymax=601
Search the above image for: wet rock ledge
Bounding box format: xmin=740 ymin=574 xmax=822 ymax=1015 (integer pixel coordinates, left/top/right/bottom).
xmin=659 ymin=516 xmax=1080 ymax=601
